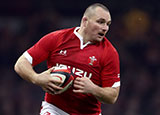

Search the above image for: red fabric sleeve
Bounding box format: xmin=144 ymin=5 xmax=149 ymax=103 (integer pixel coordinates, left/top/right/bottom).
xmin=27 ymin=32 xmax=59 ymax=66
xmin=100 ymin=45 xmax=120 ymax=87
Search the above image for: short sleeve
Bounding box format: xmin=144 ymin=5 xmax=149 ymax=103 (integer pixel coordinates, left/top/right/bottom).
xmin=100 ymin=46 xmax=120 ymax=87
xmin=26 ymin=32 xmax=59 ymax=66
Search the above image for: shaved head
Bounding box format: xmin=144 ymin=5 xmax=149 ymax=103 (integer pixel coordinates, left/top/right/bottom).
xmin=78 ymin=3 xmax=111 ymax=43
xmin=83 ymin=3 xmax=109 ymax=18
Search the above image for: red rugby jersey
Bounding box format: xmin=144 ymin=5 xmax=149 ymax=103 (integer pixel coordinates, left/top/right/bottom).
xmin=24 ymin=27 xmax=120 ymax=115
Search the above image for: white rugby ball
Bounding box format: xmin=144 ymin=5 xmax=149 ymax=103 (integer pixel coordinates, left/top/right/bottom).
xmin=50 ymin=66 xmax=74 ymax=94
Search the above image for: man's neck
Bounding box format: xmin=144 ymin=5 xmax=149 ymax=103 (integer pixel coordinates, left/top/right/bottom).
xmin=77 ymin=28 xmax=90 ymax=44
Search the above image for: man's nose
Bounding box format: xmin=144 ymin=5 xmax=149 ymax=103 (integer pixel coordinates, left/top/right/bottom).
xmin=102 ymin=24 xmax=108 ymax=32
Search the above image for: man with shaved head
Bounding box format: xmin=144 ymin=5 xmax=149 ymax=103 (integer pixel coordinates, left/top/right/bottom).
xmin=14 ymin=3 xmax=120 ymax=115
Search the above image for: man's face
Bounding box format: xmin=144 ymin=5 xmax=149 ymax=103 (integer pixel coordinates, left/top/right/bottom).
xmin=84 ymin=7 xmax=111 ymax=43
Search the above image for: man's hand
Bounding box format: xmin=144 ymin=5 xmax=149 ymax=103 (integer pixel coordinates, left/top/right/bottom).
xmin=73 ymin=77 xmax=120 ymax=104
xmin=73 ymin=77 xmax=96 ymax=94
xmin=34 ymin=68 xmax=63 ymax=95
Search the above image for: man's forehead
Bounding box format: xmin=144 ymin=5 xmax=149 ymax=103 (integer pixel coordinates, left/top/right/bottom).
xmin=93 ymin=7 xmax=111 ymax=21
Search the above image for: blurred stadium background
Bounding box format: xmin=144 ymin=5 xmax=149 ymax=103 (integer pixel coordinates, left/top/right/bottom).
xmin=0 ymin=0 xmax=160 ymax=115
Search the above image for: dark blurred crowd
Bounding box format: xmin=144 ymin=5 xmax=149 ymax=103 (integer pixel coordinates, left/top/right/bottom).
xmin=0 ymin=0 xmax=160 ymax=115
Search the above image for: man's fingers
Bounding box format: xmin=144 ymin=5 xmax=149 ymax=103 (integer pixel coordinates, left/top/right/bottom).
xmin=75 ymin=77 xmax=82 ymax=81
xmin=50 ymin=77 xmax=63 ymax=85
xmin=73 ymin=89 xmax=83 ymax=93
xmin=43 ymin=83 xmax=63 ymax=95
xmin=45 ymin=87 xmax=56 ymax=95
xmin=74 ymin=84 xmax=84 ymax=89
xmin=48 ymin=82 xmax=63 ymax=90
xmin=74 ymin=78 xmax=84 ymax=86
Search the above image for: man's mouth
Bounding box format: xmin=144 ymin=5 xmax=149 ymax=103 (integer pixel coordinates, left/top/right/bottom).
xmin=98 ymin=32 xmax=104 ymax=37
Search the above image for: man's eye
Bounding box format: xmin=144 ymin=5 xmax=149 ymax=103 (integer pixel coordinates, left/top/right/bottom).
xmin=107 ymin=21 xmax=111 ymax=26
xmin=97 ymin=20 xmax=104 ymax=24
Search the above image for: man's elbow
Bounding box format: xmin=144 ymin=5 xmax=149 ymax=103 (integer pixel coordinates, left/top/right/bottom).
xmin=107 ymin=89 xmax=119 ymax=104
xmin=108 ymin=96 xmax=118 ymax=104
xmin=14 ymin=55 xmax=26 ymax=74
xmin=14 ymin=56 xmax=24 ymax=75
xmin=14 ymin=61 xmax=20 ymax=74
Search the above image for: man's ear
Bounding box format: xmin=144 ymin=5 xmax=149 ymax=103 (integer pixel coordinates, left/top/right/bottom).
xmin=82 ymin=16 xmax=88 ymax=27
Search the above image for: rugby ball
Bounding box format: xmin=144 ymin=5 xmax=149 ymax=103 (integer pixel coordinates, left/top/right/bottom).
xmin=50 ymin=66 xmax=74 ymax=94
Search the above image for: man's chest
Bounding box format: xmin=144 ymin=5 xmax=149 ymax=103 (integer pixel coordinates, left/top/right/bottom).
xmin=48 ymin=43 xmax=104 ymax=85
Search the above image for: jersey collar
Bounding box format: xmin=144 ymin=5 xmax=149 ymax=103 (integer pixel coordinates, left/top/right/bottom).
xmin=74 ymin=27 xmax=91 ymax=50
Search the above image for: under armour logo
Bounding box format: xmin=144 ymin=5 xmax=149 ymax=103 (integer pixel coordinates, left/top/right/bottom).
xmin=59 ymin=50 xmax=67 ymax=56
xmin=88 ymin=56 xmax=97 ymax=65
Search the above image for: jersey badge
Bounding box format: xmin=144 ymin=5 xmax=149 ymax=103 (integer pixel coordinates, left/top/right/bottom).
xmin=88 ymin=56 xmax=97 ymax=66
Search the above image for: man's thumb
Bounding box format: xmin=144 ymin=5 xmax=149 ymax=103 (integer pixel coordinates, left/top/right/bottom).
xmin=47 ymin=67 xmax=54 ymax=73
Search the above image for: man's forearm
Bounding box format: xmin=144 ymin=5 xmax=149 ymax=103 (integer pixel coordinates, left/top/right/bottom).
xmin=92 ymin=86 xmax=120 ymax=104
xmin=14 ymin=55 xmax=38 ymax=84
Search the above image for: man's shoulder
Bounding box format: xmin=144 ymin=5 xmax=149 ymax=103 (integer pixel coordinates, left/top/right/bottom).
xmin=49 ymin=27 xmax=76 ymax=36
xmin=102 ymin=37 xmax=119 ymax=54
xmin=100 ymin=37 xmax=119 ymax=66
